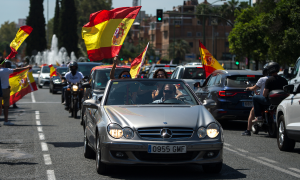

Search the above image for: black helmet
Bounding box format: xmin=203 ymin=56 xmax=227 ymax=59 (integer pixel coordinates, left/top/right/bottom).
xmin=5 ymin=60 xmax=12 ymax=68
xmin=262 ymin=63 xmax=269 ymax=76
xmin=267 ymin=62 xmax=280 ymax=75
xmin=69 ymin=61 xmax=78 ymax=68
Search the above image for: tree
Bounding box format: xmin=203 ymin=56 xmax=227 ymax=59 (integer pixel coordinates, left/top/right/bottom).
xmin=196 ymin=3 xmax=212 ymax=46
xmin=58 ymin=0 xmax=78 ymax=56
xmin=0 ymin=21 xmax=18 ymax=56
xmin=26 ymin=0 xmax=47 ymax=56
xmin=53 ymin=0 xmax=60 ymax=37
xmin=168 ymin=39 xmax=191 ymax=64
xmin=47 ymin=18 xmax=54 ymax=47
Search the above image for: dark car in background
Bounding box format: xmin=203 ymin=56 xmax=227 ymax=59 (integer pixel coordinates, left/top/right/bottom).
xmin=49 ymin=67 xmax=69 ymax=94
xmin=195 ymin=70 xmax=262 ymax=121
xmin=147 ymin=64 xmax=177 ymax=78
xmin=77 ymin=62 xmax=103 ymax=78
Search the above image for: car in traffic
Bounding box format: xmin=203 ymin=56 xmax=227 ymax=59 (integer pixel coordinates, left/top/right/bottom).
xmin=82 ymin=79 xmax=224 ymax=174
xmin=38 ymin=65 xmax=52 ymax=88
xmin=147 ymin=64 xmax=177 ymax=78
xmin=276 ymin=84 xmax=300 ymax=151
xmin=195 ymin=70 xmax=262 ymax=121
xmin=49 ymin=67 xmax=69 ymax=94
xmin=32 ymin=67 xmax=41 ymax=83
xmin=170 ymin=65 xmax=206 ymax=90
xmin=77 ymin=62 xmax=103 ymax=78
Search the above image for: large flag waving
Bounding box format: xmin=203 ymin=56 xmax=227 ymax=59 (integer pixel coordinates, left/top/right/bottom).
xmin=6 ymin=69 xmax=38 ymax=105
xmin=199 ymin=41 xmax=224 ymax=77
xmin=6 ymin=26 xmax=33 ymax=60
xmin=130 ymin=42 xmax=149 ymax=78
xmin=82 ymin=6 xmax=141 ymax=61
xmin=49 ymin=65 xmax=57 ymax=78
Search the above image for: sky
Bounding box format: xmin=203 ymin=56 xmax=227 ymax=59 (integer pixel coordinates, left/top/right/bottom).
xmin=0 ymin=0 xmax=247 ymax=26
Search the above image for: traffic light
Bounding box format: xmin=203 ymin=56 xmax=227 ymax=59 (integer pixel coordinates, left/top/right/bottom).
xmin=149 ymin=60 xmax=152 ymax=63
xmin=156 ymin=9 xmax=163 ymax=22
xmin=120 ymin=58 xmax=124 ymax=61
xmin=235 ymin=61 xmax=240 ymax=66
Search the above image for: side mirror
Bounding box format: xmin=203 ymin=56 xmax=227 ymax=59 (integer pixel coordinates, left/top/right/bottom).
xmin=203 ymin=99 xmax=217 ymax=109
xmin=283 ymin=69 xmax=290 ymax=79
xmin=83 ymin=99 xmax=98 ymax=109
xmin=194 ymin=82 xmax=201 ymax=88
xmin=82 ymin=82 xmax=91 ymax=88
xmin=98 ymin=95 xmax=103 ymax=102
xmin=283 ymin=84 xmax=294 ymax=94
xmin=37 ymin=71 xmax=40 ymax=74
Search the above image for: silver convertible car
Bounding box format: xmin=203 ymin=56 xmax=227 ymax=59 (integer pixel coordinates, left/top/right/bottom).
xmin=82 ymin=79 xmax=224 ymax=174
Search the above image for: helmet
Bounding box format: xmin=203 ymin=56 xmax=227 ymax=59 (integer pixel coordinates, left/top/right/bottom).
xmin=262 ymin=63 xmax=269 ymax=76
xmin=69 ymin=61 xmax=78 ymax=68
xmin=267 ymin=62 xmax=280 ymax=75
xmin=69 ymin=61 xmax=78 ymax=75
xmin=5 ymin=60 xmax=12 ymax=68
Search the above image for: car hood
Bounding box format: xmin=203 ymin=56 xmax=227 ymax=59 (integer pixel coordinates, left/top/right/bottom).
xmin=40 ymin=73 xmax=50 ymax=77
xmin=104 ymin=105 xmax=215 ymax=130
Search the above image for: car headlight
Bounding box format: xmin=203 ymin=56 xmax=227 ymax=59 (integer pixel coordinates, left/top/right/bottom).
xmin=72 ymin=85 xmax=78 ymax=91
xmin=206 ymin=123 xmax=220 ymax=138
xmin=123 ymin=127 xmax=134 ymax=139
xmin=108 ymin=124 xmax=123 ymax=139
xmin=197 ymin=127 xmax=206 ymax=138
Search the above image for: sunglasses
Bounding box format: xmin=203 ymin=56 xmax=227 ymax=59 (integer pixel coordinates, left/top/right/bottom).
xmin=157 ymin=74 xmax=165 ymax=77
xmin=163 ymin=90 xmax=173 ymax=94
xmin=121 ymin=75 xmax=131 ymax=78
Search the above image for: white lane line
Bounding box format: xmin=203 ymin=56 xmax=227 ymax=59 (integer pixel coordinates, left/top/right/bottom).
xmin=258 ymin=157 xmax=277 ymax=164
xmin=47 ymin=170 xmax=56 ymax=180
xmin=224 ymin=147 xmax=300 ymax=178
xmin=289 ymin=168 xmax=300 ymax=173
xmin=224 ymin=143 xmax=231 ymax=146
xmin=35 ymin=111 xmax=39 ymax=115
xmin=41 ymin=142 xmax=49 ymax=151
xmin=37 ymin=127 xmax=43 ymax=132
xmin=39 ymin=133 xmax=45 ymax=140
xmin=31 ymin=92 xmax=36 ymax=103
xmin=236 ymin=148 xmax=249 ymax=153
xmin=43 ymin=154 xmax=52 ymax=165
xmin=36 ymin=114 xmax=40 ymax=119
xmin=36 ymin=121 xmax=41 ymax=126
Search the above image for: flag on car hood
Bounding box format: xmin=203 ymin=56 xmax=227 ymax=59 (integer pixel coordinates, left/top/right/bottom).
xmin=199 ymin=41 xmax=224 ymax=77
xmin=82 ymin=6 xmax=141 ymax=61
xmin=49 ymin=64 xmax=57 ymax=78
xmin=6 ymin=26 xmax=33 ymax=60
xmin=130 ymin=42 xmax=149 ymax=78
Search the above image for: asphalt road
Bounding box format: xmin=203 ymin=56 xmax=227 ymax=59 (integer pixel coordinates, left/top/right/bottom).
xmin=1 ymin=88 xmax=300 ymax=180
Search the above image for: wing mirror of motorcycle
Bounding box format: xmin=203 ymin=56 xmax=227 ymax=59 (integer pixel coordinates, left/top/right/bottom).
xmin=82 ymin=82 xmax=91 ymax=88
xmin=283 ymin=84 xmax=295 ymax=94
xmin=83 ymin=99 xmax=98 ymax=109
xmin=203 ymin=99 xmax=217 ymax=109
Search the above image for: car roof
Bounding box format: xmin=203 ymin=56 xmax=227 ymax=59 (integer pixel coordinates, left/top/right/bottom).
xmin=92 ymin=65 xmax=130 ymax=71
xmin=213 ymin=70 xmax=263 ymax=76
xmin=180 ymin=65 xmax=203 ymax=68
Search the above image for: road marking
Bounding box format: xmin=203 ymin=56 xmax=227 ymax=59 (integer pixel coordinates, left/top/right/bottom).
xmin=36 ymin=121 xmax=41 ymax=126
xmin=43 ymin=154 xmax=52 ymax=165
xmin=47 ymin=170 xmax=56 ymax=180
xmin=31 ymin=92 xmax=36 ymax=103
xmin=41 ymin=142 xmax=49 ymax=151
xmin=289 ymin=168 xmax=300 ymax=173
xmin=258 ymin=157 xmax=277 ymax=163
xmin=35 ymin=111 xmax=39 ymax=115
xmin=224 ymin=147 xmax=300 ymax=178
xmin=36 ymin=114 xmax=40 ymax=119
xmin=224 ymin=143 xmax=231 ymax=146
xmin=37 ymin=127 xmax=43 ymax=132
xmin=39 ymin=133 xmax=45 ymax=140
xmin=236 ymin=148 xmax=249 ymax=153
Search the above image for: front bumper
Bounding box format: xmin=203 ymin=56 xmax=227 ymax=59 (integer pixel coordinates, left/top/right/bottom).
xmin=100 ymin=140 xmax=223 ymax=165
xmin=40 ymin=79 xmax=50 ymax=86
xmin=52 ymin=83 xmax=64 ymax=91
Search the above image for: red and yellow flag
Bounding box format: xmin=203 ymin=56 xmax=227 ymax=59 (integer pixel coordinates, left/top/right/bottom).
xmin=130 ymin=42 xmax=149 ymax=78
xmin=82 ymin=6 xmax=141 ymax=61
xmin=49 ymin=65 xmax=57 ymax=78
xmin=5 ymin=69 xmax=38 ymax=105
xmin=6 ymin=26 xmax=33 ymax=60
xmin=199 ymin=41 xmax=224 ymax=77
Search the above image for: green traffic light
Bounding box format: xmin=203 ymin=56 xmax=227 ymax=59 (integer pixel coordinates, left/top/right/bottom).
xmin=158 ymin=17 xmax=162 ymax=21
xmin=149 ymin=60 xmax=152 ymax=62
xmin=235 ymin=61 xmax=239 ymax=65
xmin=120 ymin=58 xmax=124 ymax=61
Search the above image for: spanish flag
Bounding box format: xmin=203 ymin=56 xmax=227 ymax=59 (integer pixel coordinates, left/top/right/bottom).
xmin=82 ymin=6 xmax=141 ymax=61
xmin=49 ymin=65 xmax=57 ymax=78
xmin=130 ymin=42 xmax=149 ymax=78
xmin=5 ymin=69 xmax=38 ymax=105
xmin=199 ymin=41 xmax=224 ymax=77
xmin=6 ymin=26 xmax=33 ymax=60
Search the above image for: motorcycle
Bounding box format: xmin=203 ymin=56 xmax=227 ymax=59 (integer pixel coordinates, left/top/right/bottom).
xmin=66 ymin=83 xmax=83 ymax=119
xmin=252 ymin=90 xmax=289 ymax=137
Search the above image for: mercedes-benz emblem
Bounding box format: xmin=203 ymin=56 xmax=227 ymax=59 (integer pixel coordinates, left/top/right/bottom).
xmin=161 ymin=128 xmax=172 ymax=138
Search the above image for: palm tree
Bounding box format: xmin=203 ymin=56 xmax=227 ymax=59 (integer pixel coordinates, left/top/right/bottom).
xmin=226 ymin=0 xmax=240 ymax=23
xmin=239 ymin=1 xmax=249 ymax=10
xmin=168 ymin=39 xmax=191 ymax=62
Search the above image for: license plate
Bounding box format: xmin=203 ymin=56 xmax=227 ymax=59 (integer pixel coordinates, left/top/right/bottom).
xmin=148 ymin=145 xmax=186 ymax=154
xmin=243 ymin=101 xmax=253 ymax=107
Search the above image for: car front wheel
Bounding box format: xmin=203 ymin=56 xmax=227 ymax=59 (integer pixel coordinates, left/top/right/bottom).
xmin=202 ymin=162 xmax=222 ymax=174
xmin=277 ymin=115 xmax=295 ymax=151
xmin=96 ymin=133 xmax=109 ymax=174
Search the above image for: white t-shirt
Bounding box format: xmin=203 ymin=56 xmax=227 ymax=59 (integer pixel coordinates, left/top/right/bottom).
xmin=256 ymin=76 xmax=269 ymax=96
xmin=64 ymin=71 xmax=84 ymax=84
xmin=0 ymin=68 xmax=14 ymax=89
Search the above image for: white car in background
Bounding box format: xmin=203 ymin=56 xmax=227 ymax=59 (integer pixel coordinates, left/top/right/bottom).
xmin=38 ymin=66 xmax=51 ymax=88
xmin=32 ymin=68 xmax=41 ymax=83
xmin=276 ymin=84 xmax=300 ymax=151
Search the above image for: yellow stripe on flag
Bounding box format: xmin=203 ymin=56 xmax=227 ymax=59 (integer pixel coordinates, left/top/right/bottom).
xmin=130 ymin=43 xmax=149 ymax=79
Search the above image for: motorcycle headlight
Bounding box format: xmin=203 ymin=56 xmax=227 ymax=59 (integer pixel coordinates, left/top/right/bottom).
xmin=123 ymin=127 xmax=134 ymax=139
xmin=197 ymin=127 xmax=206 ymax=138
xmin=206 ymin=123 xmax=220 ymax=138
xmin=108 ymin=124 xmax=123 ymax=139
xmin=72 ymin=85 xmax=79 ymax=91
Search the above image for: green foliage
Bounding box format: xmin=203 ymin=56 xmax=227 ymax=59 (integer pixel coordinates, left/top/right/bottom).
xmin=0 ymin=21 xmax=18 ymax=55
xmin=47 ymin=18 xmax=54 ymax=47
xmin=53 ymin=0 xmax=60 ymax=37
xmin=168 ymin=39 xmax=191 ymax=63
xmin=58 ymin=0 xmax=78 ymax=56
xmin=26 ymin=0 xmax=47 ymax=56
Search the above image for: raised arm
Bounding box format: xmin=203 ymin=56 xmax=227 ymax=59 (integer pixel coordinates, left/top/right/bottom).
xmin=110 ymin=57 xmax=118 ymax=80
xmin=13 ymin=65 xmax=31 ymax=73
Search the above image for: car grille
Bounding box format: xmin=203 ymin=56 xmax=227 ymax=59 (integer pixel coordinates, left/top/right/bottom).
xmin=137 ymin=127 xmax=194 ymax=140
xmin=133 ymin=151 xmax=199 ymax=162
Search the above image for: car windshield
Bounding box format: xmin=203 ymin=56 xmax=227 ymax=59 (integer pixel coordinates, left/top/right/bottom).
xmin=78 ymin=64 xmax=99 ymax=77
xmin=32 ymin=68 xmax=40 ymax=74
xmin=94 ymin=68 xmax=130 ymax=89
xmin=57 ymin=68 xmax=68 ymax=75
xmin=42 ymin=67 xmax=50 ymax=73
xmin=183 ymin=68 xmax=205 ymax=79
xmin=226 ymin=75 xmax=262 ymax=87
xmin=153 ymin=66 xmax=176 ymax=71
xmin=106 ymin=80 xmax=198 ymax=105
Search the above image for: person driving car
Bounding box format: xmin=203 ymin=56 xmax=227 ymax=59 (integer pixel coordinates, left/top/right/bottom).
xmin=64 ymin=61 xmax=84 ymax=110
xmin=152 ymin=84 xmax=178 ymax=103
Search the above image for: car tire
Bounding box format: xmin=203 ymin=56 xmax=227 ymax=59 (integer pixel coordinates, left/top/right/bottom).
xmin=83 ymin=128 xmax=95 ymax=159
xmin=52 ymin=90 xmax=56 ymax=94
xmin=202 ymin=162 xmax=222 ymax=174
xmin=49 ymin=87 xmax=52 ymax=93
xmin=96 ymin=133 xmax=109 ymax=174
xmin=38 ymin=85 xmax=42 ymax=88
xmin=252 ymin=124 xmax=259 ymax=134
xmin=277 ymin=115 xmax=295 ymax=151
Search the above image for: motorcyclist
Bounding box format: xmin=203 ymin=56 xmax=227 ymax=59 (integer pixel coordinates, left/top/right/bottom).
xmin=252 ymin=62 xmax=288 ymax=123
xmin=242 ymin=65 xmax=269 ymax=136
xmin=64 ymin=61 xmax=84 ymax=110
